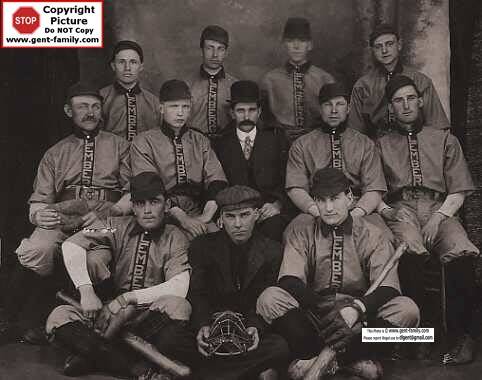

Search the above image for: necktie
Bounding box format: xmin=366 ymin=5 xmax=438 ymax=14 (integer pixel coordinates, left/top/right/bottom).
xmin=243 ymin=136 xmax=253 ymax=160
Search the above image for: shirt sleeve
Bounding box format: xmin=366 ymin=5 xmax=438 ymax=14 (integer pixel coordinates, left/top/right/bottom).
xmin=419 ymin=77 xmax=450 ymax=130
xmin=278 ymin=217 xmax=312 ymax=284
xmin=201 ymin=137 xmax=228 ymax=198
xmin=285 ymin=140 xmax=310 ymax=191
xmin=29 ymin=151 xmax=57 ymax=204
xmin=118 ymin=138 xmax=132 ymax=191
xmin=359 ymin=138 xmax=387 ymax=193
xmin=164 ymin=227 xmax=191 ymax=281
xmin=130 ymin=134 xmax=158 ymax=176
xmin=444 ymin=134 xmax=476 ymax=194
xmin=348 ymin=83 xmax=368 ymax=134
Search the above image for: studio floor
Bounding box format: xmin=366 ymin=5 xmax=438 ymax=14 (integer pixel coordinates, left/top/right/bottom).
xmin=0 ymin=340 xmax=481 ymax=380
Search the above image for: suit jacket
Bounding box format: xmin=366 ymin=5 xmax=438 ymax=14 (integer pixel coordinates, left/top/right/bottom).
xmin=188 ymin=230 xmax=283 ymax=334
xmin=214 ymin=125 xmax=289 ymax=208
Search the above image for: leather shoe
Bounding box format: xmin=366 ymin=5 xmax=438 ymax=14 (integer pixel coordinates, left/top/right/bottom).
xmin=343 ymin=359 xmax=383 ymax=380
xmin=22 ymin=326 xmax=48 ymax=345
xmin=442 ymin=334 xmax=476 ymax=365
xmin=63 ymin=354 xmax=94 ymax=377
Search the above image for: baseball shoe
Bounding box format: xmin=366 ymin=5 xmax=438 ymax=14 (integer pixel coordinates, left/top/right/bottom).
xmin=22 ymin=326 xmax=48 ymax=345
xmin=63 ymin=354 xmax=94 ymax=377
xmin=343 ymin=359 xmax=383 ymax=380
xmin=442 ymin=333 xmax=475 ymax=365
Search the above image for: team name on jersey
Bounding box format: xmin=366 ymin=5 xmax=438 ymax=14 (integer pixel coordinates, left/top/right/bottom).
xmin=330 ymin=228 xmax=344 ymax=291
xmin=126 ymin=92 xmax=138 ymax=142
xmin=173 ymin=137 xmax=188 ymax=184
xmin=330 ymin=134 xmax=343 ymax=169
xmin=81 ymin=138 xmax=95 ymax=186
xmin=293 ymin=69 xmax=305 ymax=129
xmin=407 ymin=134 xmax=423 ymax=187
xmin=207 ymin=78 xmax=218 ymax=134
xmin=130 ymin=233 xmax=151 ymax=290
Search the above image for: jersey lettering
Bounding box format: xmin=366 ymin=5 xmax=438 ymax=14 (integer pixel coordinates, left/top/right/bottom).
xmin=126 ymin=92 xmax=138 ymax=141
xmin=130 ymin=232 xmax=151 ymax=290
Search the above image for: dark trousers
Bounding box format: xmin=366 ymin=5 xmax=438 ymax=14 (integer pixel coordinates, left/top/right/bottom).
xmin=197 ymin=333 xmax=290 ymax=380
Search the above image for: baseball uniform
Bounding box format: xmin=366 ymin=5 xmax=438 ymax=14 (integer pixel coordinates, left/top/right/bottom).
xmin=261 ymin=62 xmax=334 ymax=142
xmin=187 ymin=66 xmax=238 ymax=137
xmin=100 ymin=82 xmax=160 ymax=141
xmin=16 ymin=128 xmax=130 ymax=276
xmin=130 ymin=124 xmax=227 ymax=216
xmin=349 ymin=63 xmax=449 ymax=137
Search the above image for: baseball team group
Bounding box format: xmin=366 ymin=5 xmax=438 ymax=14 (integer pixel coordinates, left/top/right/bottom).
xmin=0 ymin=16 xmax=479 ymax=380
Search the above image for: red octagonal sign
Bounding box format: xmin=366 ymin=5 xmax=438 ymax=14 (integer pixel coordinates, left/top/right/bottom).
xmin=12 ymin=7 xmax=40 ymax=34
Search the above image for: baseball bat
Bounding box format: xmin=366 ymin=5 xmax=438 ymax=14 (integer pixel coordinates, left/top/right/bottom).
xmin=56 ymin=291 xmax=191 ymax=378
xmin=292 ymin=241 xmax=408 ymax=380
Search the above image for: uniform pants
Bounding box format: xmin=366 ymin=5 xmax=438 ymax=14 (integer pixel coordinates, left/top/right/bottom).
xmin=256 ymin=287 xmax=419 ymax=358
xmin=386 ymin=198 xmax=479 ymax=263
xmin=16 ymin=200 xmax=115 ymax=276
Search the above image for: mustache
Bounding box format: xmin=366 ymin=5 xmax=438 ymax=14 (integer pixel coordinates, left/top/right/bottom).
xmin=239 ymin=120 xmax=255 ymax=127
xmin=82 ymin=115 xmax=98 ymax=122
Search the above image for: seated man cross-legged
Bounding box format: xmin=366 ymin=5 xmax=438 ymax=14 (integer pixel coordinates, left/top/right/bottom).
xmin=257 ymin=168 xmax=419 ymax=380
xmin=46 ymin=172 xmax=196 ymax=380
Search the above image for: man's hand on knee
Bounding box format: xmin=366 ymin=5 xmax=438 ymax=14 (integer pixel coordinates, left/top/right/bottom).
xmin=79 ymin=284 xmax=103 ymax=320
xmin=34 ymin=208 xmax=62 ymax=229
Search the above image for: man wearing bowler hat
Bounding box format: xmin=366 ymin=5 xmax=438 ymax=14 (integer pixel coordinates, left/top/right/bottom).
xmin=46 ymin=172 xmax=195 ymax=379
xmin=214 ymin=80 xmax=291 ymax=242
xmin=100 ymin=40 xmax=160 ymax=141
xmin=349 ymin=23 xmax=449 ymax=138
xmin=188 ymin=185 xmax=290 ymax=379
xmin=261 ymin=17 xmax=334 ymax=142
xmin=257 ymin=168 xmax=419 ymax=379
xmin=130 ymin=79 xmax=228 ymax=240
xmin=187 ymin=25 xmax=238 ymax=139
xmin=286 ymin=82 xmax=390 ymax=234
xmin=1 ymin=83 xmax=131 ymax=344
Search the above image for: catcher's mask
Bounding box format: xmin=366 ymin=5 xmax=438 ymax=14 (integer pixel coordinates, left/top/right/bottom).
xmin=205 ymin=311 xmax=253 ymax=356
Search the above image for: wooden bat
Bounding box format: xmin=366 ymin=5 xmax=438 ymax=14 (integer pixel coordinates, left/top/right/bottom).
xmin=289 ymin=242 xmax=408 ymax=380
xmin=56 ymin=291 xmax=191 ymax=378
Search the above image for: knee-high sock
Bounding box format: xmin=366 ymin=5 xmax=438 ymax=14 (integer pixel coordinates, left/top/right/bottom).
xmin=398 ymin=253 xmax=427 ymax=319
xmin=444 ymin=257 xmax=476 ymax=335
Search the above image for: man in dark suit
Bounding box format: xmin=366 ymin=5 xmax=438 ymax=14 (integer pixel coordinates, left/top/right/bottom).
xmin=188 ymin=185 xmax=290 ymax=380
xmin=214 ymin=80 xmax=291 ymax=242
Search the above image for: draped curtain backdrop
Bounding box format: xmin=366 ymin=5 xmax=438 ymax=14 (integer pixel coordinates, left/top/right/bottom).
xmin=80 ymin=0 xmax=451 ymax=117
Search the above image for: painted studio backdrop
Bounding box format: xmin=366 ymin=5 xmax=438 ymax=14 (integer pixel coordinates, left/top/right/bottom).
xmin=80 ymin=0 xmax=451 ymax=117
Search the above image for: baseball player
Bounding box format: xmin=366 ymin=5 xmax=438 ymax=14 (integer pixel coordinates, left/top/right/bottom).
xmin=100 ymin=40 xmax=160 ymax=141
xmin=286 ymin=82 xmax=390 ymax=234
xmin=261 ymin=17 xmax=334 ymax=142
xmin=257 ymin=168 xmax=419 ymax=378
xmin=130 ymin=79 xmax=228 ymax=240
xmin=187 ymin=25 xmax=238 ymax=139
xmin=349 ymin=23 xmax=449 ymax=138
xmin=46 ymin=172 xmax=196 ymax=379
xmin=376 ymin=75 xmax=479 ymax=364
xmin=188 ymin=185 xmax=290 ymax=380
xmin=1 ymin=83 xmax=131 ymax=344
xmin=214 ymin=80 xmax=291 ymax=242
